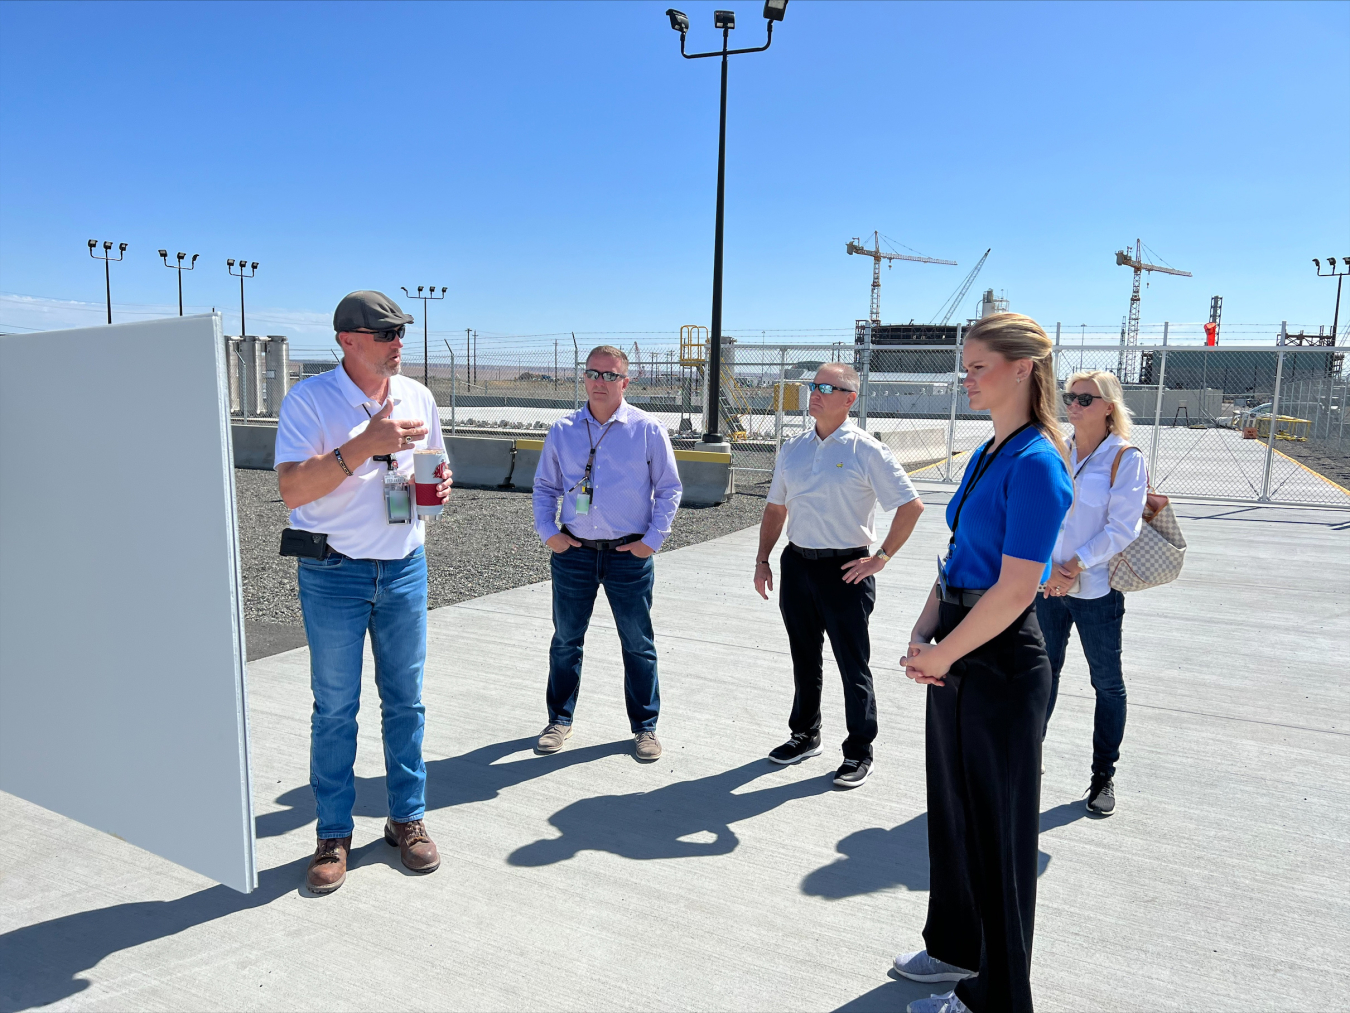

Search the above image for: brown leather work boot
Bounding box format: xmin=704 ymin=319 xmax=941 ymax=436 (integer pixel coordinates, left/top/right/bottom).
xmin=384 ymin=818 xmax=440 ymax=873
xmin=306 ymin=835 xmax=351 ymax=895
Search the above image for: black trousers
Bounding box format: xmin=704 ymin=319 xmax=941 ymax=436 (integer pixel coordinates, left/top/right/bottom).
xmin=778 ymin=545 xmax=877 ymax=761
xmin=923 ymin=601 xmax=1051 ymax=1013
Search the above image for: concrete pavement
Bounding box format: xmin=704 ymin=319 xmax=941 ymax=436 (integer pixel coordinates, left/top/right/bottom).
xmin=1 ymin=488 xmax=1347 ymax=1011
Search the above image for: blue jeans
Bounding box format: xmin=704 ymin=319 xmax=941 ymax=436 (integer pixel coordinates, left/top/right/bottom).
xmin=547 ymin=545 xmax=659 ymax=733
xmin=1036 ymin=589 xmax=1127 ymax=779
xmin=297 ymin=546 xmax=428 ymax=839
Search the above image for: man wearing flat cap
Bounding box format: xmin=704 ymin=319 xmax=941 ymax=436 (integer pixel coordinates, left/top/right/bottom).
xmin=274 ymin=290 xmax=452 ymax=895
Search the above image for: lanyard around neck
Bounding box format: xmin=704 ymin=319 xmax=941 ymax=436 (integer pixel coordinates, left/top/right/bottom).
xmin=947 ymin=420 xmax=1035 ymax=548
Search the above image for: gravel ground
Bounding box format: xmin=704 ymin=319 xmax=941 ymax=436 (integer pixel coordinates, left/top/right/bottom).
xmin=235 ymin=469 xmax=768 ymax=658
xmin=1270 ymin=439 xmax=1350 ymax=490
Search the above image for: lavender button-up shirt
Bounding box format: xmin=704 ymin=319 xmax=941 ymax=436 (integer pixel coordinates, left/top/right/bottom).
xmin=532 ymin=400 xmax=682 ymax=551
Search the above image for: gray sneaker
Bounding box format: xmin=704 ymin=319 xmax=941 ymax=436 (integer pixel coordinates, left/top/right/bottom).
xmin=906 ymin=991 xmax=970 ymax=1013
xmin=893 ymin=950 xmax=977 ymax=983
xmin=1087 ymin=775 xmax=1116 ymax=815
xmin=535 ymin=723 xmax=573 ymax=754
xmin=634 ymin=730 xmax=662 ymax=761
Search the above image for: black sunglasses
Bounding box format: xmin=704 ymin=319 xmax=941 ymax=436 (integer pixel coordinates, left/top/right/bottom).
xmin=806 ymin=382 xmax=856 ymax=395
xmin=353 ymin=325 xmax=406 ymax=343
xmin=1062 ymin=392 xmax=1105 ymax=407
xmin=583 ymin=369 xmax=628 ymax=382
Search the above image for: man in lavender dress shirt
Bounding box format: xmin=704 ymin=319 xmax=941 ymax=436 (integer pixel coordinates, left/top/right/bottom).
xmin=532 ymin=345 xmax=682 ymax=762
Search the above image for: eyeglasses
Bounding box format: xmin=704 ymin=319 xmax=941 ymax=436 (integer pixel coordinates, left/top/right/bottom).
xmin=583 ymin=369 xmax=628 ymax=382
xmin=353 ymin=325 xmax=406 ymax=343
xmin=1062 ymin=392 xmax=1105 ymax=407
xmin=806 ymin=382 xmax=856 ymax=395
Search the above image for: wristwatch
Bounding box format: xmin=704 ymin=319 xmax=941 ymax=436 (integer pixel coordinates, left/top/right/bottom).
xmin=756 ymin=559 xmax=770 ymax=566
xmin=874 ymin=549 xmax=891 ymax=563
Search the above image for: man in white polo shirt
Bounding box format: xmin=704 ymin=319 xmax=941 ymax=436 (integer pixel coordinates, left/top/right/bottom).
xmin=753 ymin=362 xmax=924 ymax=789
xmin=274 ymin=290 xmax=452 ymax=895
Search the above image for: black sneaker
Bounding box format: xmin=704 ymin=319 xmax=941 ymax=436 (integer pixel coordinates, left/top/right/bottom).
xmin=833 ymin=757 xmax=872 ymax=788
xmin=768 ymin=732 xmax=822 ymax=765
xmin=1087 ymin=775 xmax=1116 ymax=815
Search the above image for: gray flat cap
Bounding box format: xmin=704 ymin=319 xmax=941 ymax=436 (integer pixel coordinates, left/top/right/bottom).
xmin=333 ymin=291 xmax=414 ymax=333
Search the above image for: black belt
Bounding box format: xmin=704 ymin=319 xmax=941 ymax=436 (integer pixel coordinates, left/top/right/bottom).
xmin=938 ymin=586 xmax=986 ymax=607
xmin=788 ymin=543 xmax=868 ymax=560
xmin=563 ymin=527 xmax=644 ymax=551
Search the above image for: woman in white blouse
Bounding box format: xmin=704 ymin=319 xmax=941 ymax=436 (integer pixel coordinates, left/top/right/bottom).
xmin=1038 ymin=370 xmax=1148 ymax=816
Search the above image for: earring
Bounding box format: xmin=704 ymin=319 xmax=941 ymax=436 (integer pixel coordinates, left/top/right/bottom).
xmin=1016 ymin=376 xmax=1024 ymax=383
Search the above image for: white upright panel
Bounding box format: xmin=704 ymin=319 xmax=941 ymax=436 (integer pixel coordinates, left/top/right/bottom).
xmin=0 ymin=314 xmax=256 ymax=892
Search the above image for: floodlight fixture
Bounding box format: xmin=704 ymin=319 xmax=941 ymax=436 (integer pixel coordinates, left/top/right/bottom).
xmin=1314 ymin=258 xmax=1321 ymax=269
xmin=250 ymin=261 xmax=258 ymax=270
xmin=763 ymin=0 xmax=788 ymax=21
xmin=227 ymin=257 xmax=259 ymax=342
xmin=666 ymin=8 xmax=689 ymax=32
xmin=714 ymin=10 xmax=735 ymax=29
xmin=161 ymin=248 xmax=200 ymax=314
xmin=88 ymin=238 xmax=127 ymax=323
xmin=400 ymin=282 xmax=448 ymax=386
xmin=227 ymin=258 xmax=236 ymax=267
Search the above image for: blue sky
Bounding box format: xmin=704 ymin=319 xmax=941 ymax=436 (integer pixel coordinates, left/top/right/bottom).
xmin=1 ymin=0 xmax=1346 ymax=352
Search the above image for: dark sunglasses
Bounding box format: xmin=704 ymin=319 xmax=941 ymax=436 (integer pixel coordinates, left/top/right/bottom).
xmin=806 ymin=382 xmax=856 ymax=395
xmin=583 ymin=369 xmax=627 ymax=382
xmin=1062 ymin=392 xmax=1105 ymax=407
xmin=353 ymin=325 xmax=406 ymax=343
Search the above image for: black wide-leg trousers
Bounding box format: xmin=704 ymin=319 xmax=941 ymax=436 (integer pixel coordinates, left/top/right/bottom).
xmin=922 ymin=601 xmax=1051 ymax=1013
xmin=778 ymin=545 xmax=877 ymax=761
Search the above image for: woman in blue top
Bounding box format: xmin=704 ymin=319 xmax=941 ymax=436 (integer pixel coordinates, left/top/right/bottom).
xmin=893 ymin=314 xmax=1074 ymax=1013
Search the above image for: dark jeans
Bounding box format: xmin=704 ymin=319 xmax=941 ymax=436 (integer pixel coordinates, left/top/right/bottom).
xmin=923 ymin=602 xmax=1050 ymax=1013
xmin=778 ymin=545 xmax=877 ymax=761
xmin=1036 ymin=589 xmax=1127 ymax=779
xmin=546 ymin=544 xmax=660 ymax=733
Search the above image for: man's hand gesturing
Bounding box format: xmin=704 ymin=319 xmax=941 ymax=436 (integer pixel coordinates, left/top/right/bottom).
xmin=357 ymin=400 xmax=428 ymax=458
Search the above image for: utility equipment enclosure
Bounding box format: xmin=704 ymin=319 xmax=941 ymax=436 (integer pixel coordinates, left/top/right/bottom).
xmin=0 ymin=314 xmax=256 ymax=892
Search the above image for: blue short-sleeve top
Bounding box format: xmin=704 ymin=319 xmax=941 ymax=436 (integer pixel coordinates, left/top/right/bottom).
xmin=943 ymin=426 xmax=1074 ymax=589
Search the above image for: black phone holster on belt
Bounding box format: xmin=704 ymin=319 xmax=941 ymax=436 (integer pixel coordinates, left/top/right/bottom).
xmin=279 ymin=528 xmax=329 ymax=559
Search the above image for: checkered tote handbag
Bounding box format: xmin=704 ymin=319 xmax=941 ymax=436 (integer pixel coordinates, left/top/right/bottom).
xmin=1106 ymin=447 xmax=1187 ymax=592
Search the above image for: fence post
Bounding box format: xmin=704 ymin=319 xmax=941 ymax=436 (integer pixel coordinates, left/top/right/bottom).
xmin=944 ymin=325 xmax=963 ymax=481
xmin=775 ymin=346 xmax=785 ymax=449
xmin=572 ymin=332 xmax=580 ymax=410
xmin=449 ymin=347 xmax=457 ymax=434
xmin=1149 ymin=329 xmax=1168 ymax=481
xmin=1259 ymin=333 xmax=1287 ymax=502
xmin=857 ymin=326 xmax=872 ymax=427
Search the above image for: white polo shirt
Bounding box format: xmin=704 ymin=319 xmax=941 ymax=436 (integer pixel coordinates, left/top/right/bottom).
xmin=767 ymin=420 xmax=919 ymax=550
xmin=274 ymin=364 xmax=444 ymax=560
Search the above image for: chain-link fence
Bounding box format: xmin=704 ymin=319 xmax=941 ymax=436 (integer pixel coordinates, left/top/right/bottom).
xmin=275 ymin=324 xmax=1348 ymax=509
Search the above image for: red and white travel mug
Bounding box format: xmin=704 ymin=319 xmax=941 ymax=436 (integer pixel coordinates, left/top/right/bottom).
xmin=413 ymin=449 xmax=449 ymax=520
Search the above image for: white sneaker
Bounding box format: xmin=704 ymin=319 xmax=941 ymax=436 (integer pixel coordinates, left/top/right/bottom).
xmin=906 ymin=991 xmax=970 ymax=1013
xmin=893 ymin=949 xmax=977 ymax=983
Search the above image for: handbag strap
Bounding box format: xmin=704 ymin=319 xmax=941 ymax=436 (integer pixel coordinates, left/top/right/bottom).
xmin=1110 ymin=444 xmax=1147 ymax=487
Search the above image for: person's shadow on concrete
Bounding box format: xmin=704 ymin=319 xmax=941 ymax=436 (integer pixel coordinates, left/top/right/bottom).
xmin=509 ymin=760 xmax=835 ymax=866
xmin=256 ymin=735 xmax=632 ymax=839
xmin=801 ymin=802 xmax=1087 ymax=901
xmin=0 ymin=736 xmax=630 ymax=1012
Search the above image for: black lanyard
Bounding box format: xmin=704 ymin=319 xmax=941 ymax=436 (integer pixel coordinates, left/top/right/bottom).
xmin=947 ymin=420 xmax=1035 ymax=550
xmin=576 ymin=414 xmax=618 ymax=497
xmin=1072 ymin=437 xmax=1108 ymax=482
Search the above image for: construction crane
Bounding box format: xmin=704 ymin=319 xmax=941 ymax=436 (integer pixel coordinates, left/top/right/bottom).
xmin=847 ymin=231 xmax=956 ymax=324
xmin=1115 ymin=239 xmax=1191 ymax=380
xmin=930 ymin=248 xmax=991 ymax=325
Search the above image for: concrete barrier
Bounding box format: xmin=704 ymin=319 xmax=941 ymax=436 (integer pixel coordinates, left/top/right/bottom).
xmin=441 ymin=434 xmax=733 ymax=506
xmin=869 ymin=426 xmax=949 ymax=470
xmin=232 ymin=423 xmax=277 ymax=469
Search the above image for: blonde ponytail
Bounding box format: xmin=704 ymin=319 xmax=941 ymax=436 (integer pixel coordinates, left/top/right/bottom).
xmin=963 ymin=312 xmax=1068 ymax=460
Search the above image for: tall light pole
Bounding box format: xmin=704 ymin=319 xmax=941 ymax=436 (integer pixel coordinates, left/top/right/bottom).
xmin=1314 ymin=257 xmax=1350 ymax=344
xmin=665 ymin=1 xmax=788 ymax=443
xmin=227 ymin=258 xmax=259 ymax=337
xmin=159 ymin=250 xmax=199 ymax=315
xmin=88 ymin=239 xmax=127 ymax=324
xmin=401 ymin=285 xmax=447 ymax=387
